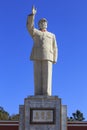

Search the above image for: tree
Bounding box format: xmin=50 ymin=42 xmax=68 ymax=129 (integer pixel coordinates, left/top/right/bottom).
xmin=68 ymin=110 xmax=85 ymax=121
xmin=72 ymin=110 xmax=85 ymax=121
xmin=9 ymin=114 xmax=19 ymax=120
xmin=0 ymin=106 xmax=20 ymax=120
xmin=0 ymin=106 xmax=9 ymax=120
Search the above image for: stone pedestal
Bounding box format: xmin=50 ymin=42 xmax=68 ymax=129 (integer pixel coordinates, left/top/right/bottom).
xmin=19 ymin=96 xmax=67 ymax=130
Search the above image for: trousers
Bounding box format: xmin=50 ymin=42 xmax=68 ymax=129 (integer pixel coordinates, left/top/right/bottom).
xmin=34 ymin=60 xmax=52 ymax=96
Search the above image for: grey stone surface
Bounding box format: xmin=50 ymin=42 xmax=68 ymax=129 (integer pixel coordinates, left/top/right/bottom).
xmin=19 ymin=96 xmax=62 ymax=130
xmin=19 ymin=105 xmax=24 ymax=130
xmin=61 ymin=105 xmax=67 ymax=130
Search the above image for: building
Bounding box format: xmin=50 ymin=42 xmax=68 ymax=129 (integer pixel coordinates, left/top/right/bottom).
xmin=0 ymin=120 xmax=87 ymax=130
xmin=0 ymin=121 xmax=18 ymax=130
xmin=68 ymin=121 xmax=87 ymax=130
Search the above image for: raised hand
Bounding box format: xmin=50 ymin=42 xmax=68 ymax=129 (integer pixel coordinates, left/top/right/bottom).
xmin=32 ymin=5 xmax=37 ymax=15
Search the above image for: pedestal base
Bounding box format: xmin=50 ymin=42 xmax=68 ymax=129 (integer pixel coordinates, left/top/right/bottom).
xmin=19 ymin=96 xmax=67 ymax=130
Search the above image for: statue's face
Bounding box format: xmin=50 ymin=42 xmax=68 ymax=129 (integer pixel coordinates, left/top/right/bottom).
xmin=38 ymin=20 xmax=47 ymax=30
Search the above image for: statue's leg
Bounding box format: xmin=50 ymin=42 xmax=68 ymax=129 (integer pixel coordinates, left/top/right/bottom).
xmin=34 ymin=60 xmax=42 ymax=95
xmin=42 ymin=61 xmax=52 ymax=96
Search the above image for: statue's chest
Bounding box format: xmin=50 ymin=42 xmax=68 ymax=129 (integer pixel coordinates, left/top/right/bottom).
xmin=35 ymin=32 xmax=52 ymax=44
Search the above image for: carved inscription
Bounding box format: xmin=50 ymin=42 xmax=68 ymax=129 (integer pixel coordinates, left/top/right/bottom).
xmin=32 ymin=110 xmax=53 ymax=122
xmin=30 ymin=108 xmax=56 ymax=124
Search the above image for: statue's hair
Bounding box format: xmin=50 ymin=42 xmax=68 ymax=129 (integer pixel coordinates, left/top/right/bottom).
xmin=38 ymin=18 xmax=48 ymax=25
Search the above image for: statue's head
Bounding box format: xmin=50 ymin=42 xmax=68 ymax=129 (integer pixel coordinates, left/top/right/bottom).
xmin=38 ymin=18 xmax=48 ymax=30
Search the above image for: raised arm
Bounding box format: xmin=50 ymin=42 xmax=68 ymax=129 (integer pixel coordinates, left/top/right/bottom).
xmin=26 ymin=6 xmax=37 ymax=37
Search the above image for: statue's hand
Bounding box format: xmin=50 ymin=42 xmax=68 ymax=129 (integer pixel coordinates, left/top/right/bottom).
xmin=32 ymin=5 xmax=37 ymax=15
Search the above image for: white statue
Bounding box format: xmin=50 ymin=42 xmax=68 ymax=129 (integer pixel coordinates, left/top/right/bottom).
xmin=27 ymin=6 xmax=58 ymax=96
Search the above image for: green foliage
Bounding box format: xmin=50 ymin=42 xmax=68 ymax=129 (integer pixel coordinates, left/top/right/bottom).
xmin=0 ymin=106 xmax=19 ymax=120
xmin=68 ymin=110 xmax=85 ymax=121
xmin=0 ymin=106 xmax=9 ymax=120
xmin=9 ymin=114 xmax=19 ymax=120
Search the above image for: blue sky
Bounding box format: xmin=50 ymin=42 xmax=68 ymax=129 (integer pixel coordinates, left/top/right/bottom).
xmin=0 ymin=0 xmax=87 ymax=119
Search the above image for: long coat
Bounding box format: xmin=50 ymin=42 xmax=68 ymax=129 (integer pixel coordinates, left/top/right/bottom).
xmin=27 ymin=14 xmax=58 ymax=63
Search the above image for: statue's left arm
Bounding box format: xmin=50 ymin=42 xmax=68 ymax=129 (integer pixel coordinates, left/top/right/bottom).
xmin=53 ymin=35 xmax=58 ymax=63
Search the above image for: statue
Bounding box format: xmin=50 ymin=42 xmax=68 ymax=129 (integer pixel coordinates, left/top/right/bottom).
xmin=26 ymin=6 xmax=58 ymax=96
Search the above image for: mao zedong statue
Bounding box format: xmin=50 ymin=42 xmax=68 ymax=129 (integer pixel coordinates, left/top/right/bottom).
xmin=26 ymin=6 xmax=58 ymax=96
